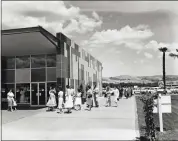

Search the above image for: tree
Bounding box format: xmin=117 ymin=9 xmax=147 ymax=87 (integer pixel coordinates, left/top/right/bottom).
xmin=159 ymin=47 xmax=168 ymax=91
xmin=169 ymin=49 xmax=178 ymax=58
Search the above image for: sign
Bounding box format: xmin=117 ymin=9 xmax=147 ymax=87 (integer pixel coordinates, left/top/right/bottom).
xmin=153 ymin=94 xmax=172 ymax=132
xmin=153 ymin=95 xmax=171 ymax=113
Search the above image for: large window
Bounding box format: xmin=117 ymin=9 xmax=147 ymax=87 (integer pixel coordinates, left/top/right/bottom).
xmin=31 ymin=55 xmax=46 ymax=68
xmin=16 ymin=56 xmax=30 ymax=68
xmin=1 ymin=70 xmax=15 ymax=83
xmin=47 ymin=68 xmax=56 ymax=81
xmin=1 ymin=84 xmax=15 ymax=98
xmin=16 ymin=83 xmax=30 ymax=103
xmin=47 ymin=54 xmax=56 ymax=67
xmin=16 ymin=69 xmax=30 ymax=83
xmin=1 ymin=57 xmax=15 ymax=69
xmin=31 ymin=68 xmax=46 ymax=82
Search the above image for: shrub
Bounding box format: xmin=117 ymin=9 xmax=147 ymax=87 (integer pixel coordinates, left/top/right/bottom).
xmin=139 ymin=92 xmax=158 ymax=140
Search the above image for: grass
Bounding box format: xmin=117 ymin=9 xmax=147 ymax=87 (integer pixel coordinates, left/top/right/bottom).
xmin=135 ymin=94 xmax=178 ymax=140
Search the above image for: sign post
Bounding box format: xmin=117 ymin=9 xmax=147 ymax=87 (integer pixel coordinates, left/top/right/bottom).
xmin=153 ymin=94 xmax=171 ymax=132
xmin=158 ymin=94 xmax=163 ymax=132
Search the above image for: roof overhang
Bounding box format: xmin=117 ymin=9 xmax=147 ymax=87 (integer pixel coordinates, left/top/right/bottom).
xmin=2 ymin=26 xmax=59 ymax=56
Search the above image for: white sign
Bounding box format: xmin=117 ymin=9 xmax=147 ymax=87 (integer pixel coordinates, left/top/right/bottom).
xmin=153 ymin=95 xmax=171 ymax=113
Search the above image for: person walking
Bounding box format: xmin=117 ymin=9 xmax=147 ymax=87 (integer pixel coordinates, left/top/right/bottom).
xmin=124 ymin=87 xmax=128 ymax=99
xmin=7 ymin=89 xmax=15 ymax=112
xmin=86 ymin=85 xmax=93 ymax=111
xmin=70 ymin=86 xmax=76 ymax=109
xmin=105 ymin=86 xmax=111 ymax=107
xmin=74 ymin=88 xmax=82 ymax=111
xmin=65 ymin=85 xmax=73 ymax=113
xmin=119 ymin=87 xmax=123 ymax=99
xmin=93 ymin=85 xmax=99 ymax=107
xmin=57 ymin=87 xmax=64 ymax=114
xmin=113 ymin=86 xmax=120 ymax=107
xmin=46 ymin=88 xmax=57 ymax=111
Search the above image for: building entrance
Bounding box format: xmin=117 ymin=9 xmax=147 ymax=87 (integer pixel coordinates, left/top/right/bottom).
xmin=31 ymin=83 xmax=46 ymax=106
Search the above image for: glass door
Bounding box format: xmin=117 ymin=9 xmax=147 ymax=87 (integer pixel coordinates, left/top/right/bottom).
xmin=31 ymin=83 xmax=46 ymax=106
xmin=39 ymin=83 xmax=46 ymax=105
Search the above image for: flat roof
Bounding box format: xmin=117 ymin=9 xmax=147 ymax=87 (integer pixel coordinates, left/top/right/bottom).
xmin=2 ymin=26 xmax=102 ymax=65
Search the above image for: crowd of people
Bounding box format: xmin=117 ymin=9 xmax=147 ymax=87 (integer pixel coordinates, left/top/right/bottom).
xmin=5 ymin=84 xmax=134 ymax=113
xmin=46 ymin=85 xmax=100 ymax=114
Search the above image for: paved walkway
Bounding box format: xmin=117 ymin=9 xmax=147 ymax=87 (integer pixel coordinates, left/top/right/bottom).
xmin=2 ymin=96 xmax=139 ymax=140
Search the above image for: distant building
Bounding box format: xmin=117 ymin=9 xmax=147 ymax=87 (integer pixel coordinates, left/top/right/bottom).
xmin=1 ymin=26 xmax=103 ymax=107
xmin=158 ymin=81 xmax=178 ymax=88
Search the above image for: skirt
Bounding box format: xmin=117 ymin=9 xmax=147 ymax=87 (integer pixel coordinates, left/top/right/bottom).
xmin=75 ymin=97 xmax=82 ymax=105
xmin=7 ymin=98 xmax=13 ymax=107
xmin=46 ymin=98 xmax=56 ymax=107
xmin=86 ymin=98 xmax=93 ymax=106
xmin=65 ymin=96 xmax=73 ymax=108
xmin=58 ymin=98 xmax=63 ymax=109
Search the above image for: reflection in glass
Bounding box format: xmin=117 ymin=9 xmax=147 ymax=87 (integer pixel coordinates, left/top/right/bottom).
xmin=16 ymin=56 xmax=30 ymax=68
xmin=31 ymin=55 xmax=46 ymax=68
xmin=31 ymin=68 xmax=46 ymax=82
xmin=47 ymin=54 xmax=56 ymax=67
xmin=1 ymin=57 xmax=15 ymax=69
xmin=1 ymin=70 xmax=15 ymax=83
xmin=16 ymin=83 xmax=30 ymax=103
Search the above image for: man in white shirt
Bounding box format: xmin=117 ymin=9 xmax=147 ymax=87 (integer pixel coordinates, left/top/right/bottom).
xmin=113 ymin=86 xmax=120 ymax=107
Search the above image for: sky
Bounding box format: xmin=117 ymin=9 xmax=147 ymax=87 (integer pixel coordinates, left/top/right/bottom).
xmin=2 ymin=1 xmax=178 ymax=77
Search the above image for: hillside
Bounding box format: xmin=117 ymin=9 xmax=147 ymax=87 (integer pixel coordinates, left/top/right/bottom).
xmin=102 ymin=75 xmax=178 ymax=84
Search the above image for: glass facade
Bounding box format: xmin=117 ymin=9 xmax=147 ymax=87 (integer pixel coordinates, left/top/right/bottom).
xmin=1 ymin=54 xmax=57 ymax=106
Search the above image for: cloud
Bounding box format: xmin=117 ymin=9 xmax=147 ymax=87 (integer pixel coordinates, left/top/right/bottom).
xmin=2 ymin=1 xmax=102 ymax=36
xmin=140 ymin=60 xmax=145 ymax=64
xmin=134 ymin=60 xmax=138 ymax=64
xmin=74 ymin=1 xmax=178 ymax=15
xmin=92 ymin=11 xmax=100 ymax=20
xmin=81 ymin=25 xmax=153 ymax=50
xmin=144 ymin=52 xmax=153 ymax=59
xmin=145 ymin=40 xmax=178 ymax=52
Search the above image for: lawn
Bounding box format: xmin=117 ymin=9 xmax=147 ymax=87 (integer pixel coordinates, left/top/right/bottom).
xmin=135 ymin=94 xmax=178 ymax=140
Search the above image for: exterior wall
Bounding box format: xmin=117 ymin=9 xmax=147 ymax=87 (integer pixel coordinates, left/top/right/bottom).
xmin=57 ymin=32 xmax=103 ymax=95
xmin=1 ymin=28 xmax=103 ymax=108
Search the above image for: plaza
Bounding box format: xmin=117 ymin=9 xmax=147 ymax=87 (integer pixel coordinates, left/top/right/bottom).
xmin=2 ymin=97 xmax=139 ymax=140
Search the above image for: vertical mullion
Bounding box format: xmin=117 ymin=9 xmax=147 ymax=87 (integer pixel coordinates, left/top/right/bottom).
xmin=14 ymin=56 xmax=16 ymax=99
xmin=30 ymin=55 xmax=32 ymax=105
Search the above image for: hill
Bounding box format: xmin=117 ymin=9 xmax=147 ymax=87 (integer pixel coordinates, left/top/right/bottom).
xmin=102 ymin=75 xmax=178 ymax=84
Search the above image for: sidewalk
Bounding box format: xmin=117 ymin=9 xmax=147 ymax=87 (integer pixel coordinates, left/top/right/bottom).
xmin=2 ymin=96 xmax=139 ymax=140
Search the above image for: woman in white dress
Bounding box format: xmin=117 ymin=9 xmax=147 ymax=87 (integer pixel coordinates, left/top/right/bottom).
xmin=46 ymin=88 xmax=56 ymax=111
xmin=57 ymin=87 xmax=64 ymax=114
xmin=113 ymin=86 xmax=120 ymax=107
xmin=105 ymin=86 xmax=111 ymax=107
xmin=74 ymin=88 xmax=82 ymax=111
xmin=65 ymin=85 xmax=73 ymax=113
xmin=86 ymin=86 xmax=93 ymax=111
xmin=7 ymin=89 xmax=14 ymax=112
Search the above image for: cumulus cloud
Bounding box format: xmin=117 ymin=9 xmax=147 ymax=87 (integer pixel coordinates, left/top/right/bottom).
xmin=144 ymin=40 xmax=178 ymax=54
xmin=144 ymin=52 xmax=153 ymax=59
xmin=81 ymin=25 xmax=153 ymax=50
xmin=2 ymin=1 xmax=102 ymax=36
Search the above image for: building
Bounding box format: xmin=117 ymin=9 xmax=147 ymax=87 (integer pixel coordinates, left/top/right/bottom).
xmin=1 ymin=26 xmax=103 ymax=107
